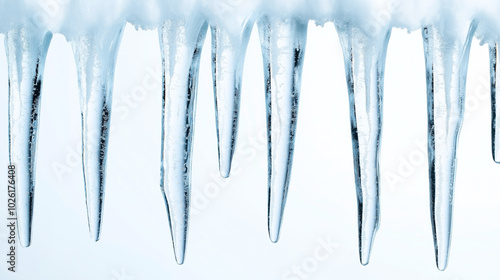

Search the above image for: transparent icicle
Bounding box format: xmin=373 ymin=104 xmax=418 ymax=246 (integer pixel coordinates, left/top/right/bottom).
xmin=258 ymin=17 xmax=307 ymax=243
xmin=336 ymin=23 xmax=391 ymax=265
xmin=422 ymin=21 xmax=477 ymax=271
xmin=159 ymin=18 xmax=208 ymax=265
xmin=5 ymin=23 xmax=52 ymax=247
xmin=210 ymin=21 xmax=253 ymax=178
xmin=489 ymin=44 xmax=500 ymax=163
xmin=70 ymin=26 xmax=124 ymax=242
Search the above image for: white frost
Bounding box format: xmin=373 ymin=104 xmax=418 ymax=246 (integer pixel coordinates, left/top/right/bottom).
xmin=0 ymin=0 xmax=498 ymax=39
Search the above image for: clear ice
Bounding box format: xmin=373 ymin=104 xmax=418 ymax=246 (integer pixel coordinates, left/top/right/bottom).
xmin=2 ymin=0 xmax=498 ymax=270
xmin=336 ymin=23 xmax=391 ymax=265
xmin=71 ymin=25 xmax=125 ymax=241
xmin=5 ymin=22 xmax=52 ymax=247
xmin=422 ymin=20 xmax=477 ymax=271
xmin=258 ymin=16 xmax=307 ymax=243
xmin=158 ymin=17 xmax=208 ymax=265
xmin=210 ymin=20 xmax=253 ymax=178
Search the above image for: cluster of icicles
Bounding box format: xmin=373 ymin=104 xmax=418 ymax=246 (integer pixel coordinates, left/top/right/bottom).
xmin=2 ymin=0 xmax=500 ymax=271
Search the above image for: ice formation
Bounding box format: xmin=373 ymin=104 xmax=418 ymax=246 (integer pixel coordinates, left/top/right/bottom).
xmin=158 ymin=15 xmax=208 ymax=265
xmin=4 ymin=21 xmax=52 ymax=248
xmin=336 ymin=22 xmax=391 ymax=265
xmin=423 ymin=19 xmax=478 ymax=271
xmin=2 ymin=0 xmax=500 ymax=270
xmin=259 ymin=16 xmax=308 ymax=243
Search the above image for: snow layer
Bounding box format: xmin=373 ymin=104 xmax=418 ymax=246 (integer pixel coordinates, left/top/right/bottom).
xmin=0 ymin=1 xmax=499 ymax=44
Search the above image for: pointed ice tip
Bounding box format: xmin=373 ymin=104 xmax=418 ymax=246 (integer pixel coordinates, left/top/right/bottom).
xmin=87 ymin=214 xmax=102 ymax=242
xmin=164 ymin=198 xmax=189 ymax=265
xmin=172 ymin=239 xmax=186 ymax=265
xmin=437 ymin=264 xmax=447 ymax=271
xmin=268 ymin=209 xmax=283 ymax=243
xmin=436 ymin=258 xmax=448 ymax=271
xmin=435 ymin=248 xmax=449 ymax=271
xmin=86 ymin=197 xmax=103 ymax=242
xmin=359 ymin=232 xmax=375 ymax=266
xmin=19 ymin=235 xmax=31 ymax=248
xmin=219 ymin=171 xmax=230 ymax=179
xmin=18 ymin=216 xmax=33 ymax=248
xmin=89 ymin=227 xmax=101 ymax=242
xmin=359 ymin=252 xmax=371 ymax=266
xmin=268 ymin=228 xmax=281 ymax=243
xmin=85 ymin=190 xmax=104 ymax=243
xmin=493 ymin=154 xmax=500 ymax=164
xmin=218 ymin=161 xmax=231 ymax=179
xmin=175 ymin=254 xmax=185 ymax=265
xmin=166 ymin=204 xmax=188 ymax=266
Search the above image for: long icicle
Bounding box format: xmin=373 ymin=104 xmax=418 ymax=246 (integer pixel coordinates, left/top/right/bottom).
xmin=210 ymin=20 xmax=253 ymax=178
xmin=336 ymin=23 xmax=391 ymax=266
xmin=422 ymin=21 xmax=477 ymax=271
xmin=258 ymin=16 xmax=307 ymax=243
xmin=71 ymin=26 xmax=124 ymax=242
xmin=489 ymin=44 xmax=500 ymax=163
xmin=159 ymin=18 xmax=208 ymax=265
xmin=6 ymin=23 xmax=52 ymax=247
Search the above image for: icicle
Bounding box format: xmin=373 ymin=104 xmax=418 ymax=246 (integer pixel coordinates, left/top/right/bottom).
xmin=422 ymin=21 xmax=477 ymax=271
xmin=258 ymin=17 xmax=307 ymax=243
xmin=210 ymin=20 xmax=253 ymax=178
xmin=489 ymin=44 xmax=500 ymax=163
xmin=70 ymin=25 xmax=124 ymax=242
xmin=5 ymin=23 xmax=52 ymax=247
xmin=336 ymin=23 xmax=391 ymax=266
xmin=158 ymin=18 xmax=208 ymax=265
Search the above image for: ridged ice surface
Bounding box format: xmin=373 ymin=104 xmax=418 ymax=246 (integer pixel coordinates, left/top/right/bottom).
xmin=5 ymin=22 xmax=52 ymax=247
xmin=337 ymin=22 xmax=391 ymax=265
xmin=2 ymin=0 xmax=500 ymax=270
xmin=159 ymin=16 xmax=208 ymax=265
xmin=210 ymin=22 xmax=253 ymax=178
xmin=422 ymin=20 xmax=477 ymax=271
xmin=71 ymin=26 xmax=124 ymax=241
xmin=258 ymin=16 xmax=307 ymax=243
